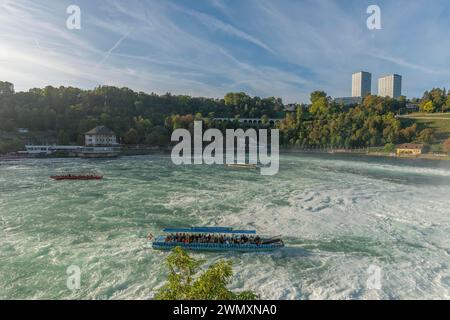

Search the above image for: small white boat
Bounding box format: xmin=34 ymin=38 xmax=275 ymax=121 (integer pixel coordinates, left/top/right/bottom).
xmin=226 ymin=163 xmax=257 ymax=169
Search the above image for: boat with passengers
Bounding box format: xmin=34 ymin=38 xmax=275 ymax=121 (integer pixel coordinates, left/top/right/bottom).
xmin=150 ymin=227 xmax=284 ymax=252
xmin=50 ymin=171 xmax=103 ymax=180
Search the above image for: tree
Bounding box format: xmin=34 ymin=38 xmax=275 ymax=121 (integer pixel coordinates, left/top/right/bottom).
xmin=309 ymin=92 xmax=329 ymax=115
xmin=145 ymin=126 xmax=169 ymax=146
xmin=224 ymin=92 xmax=250 ymax=107
xmin=57 ymin=130 xmax=69 ymax=145
xmin=429 ymin=88 xmax=446 ymax=112
xmin=124 ymin=128 xmax=139 ymax=145
xmin=430 ymin=144 xmax=442 ymax=153
xmin=399 ymin=123 xmax=417 ymax=142
xmin=0 ymin=118 xmax=16 ymax=132
xmin=418 ymin=128 xmax=435 ymax=144
xmin=155 ymin=247 xmax=258 ymax=300
xmin=421 ymin=100 xmax=435 ymax=113
xmin=442 ymin=138 xmax=450 ymax=154
xmin=310 ymin=91 xmax=327 ymax=104
xmin=384 ymin=143 xmax=395 ymax=153
xmin=134 ymin=116 xmax=152 ymax=142
xmin=261 ymin=115 xmax=269 ymax=125
xmin=421 ymin=88 xmax=446 ymax=112
xmin=0 ymin=138 xmax=22 ymax=154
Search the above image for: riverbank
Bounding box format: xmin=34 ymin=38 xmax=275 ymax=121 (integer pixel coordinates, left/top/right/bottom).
xmin=3 ymin=146 xmax=450 ymax=162
xmin=280 ymin=148 xmax=450 ymax=162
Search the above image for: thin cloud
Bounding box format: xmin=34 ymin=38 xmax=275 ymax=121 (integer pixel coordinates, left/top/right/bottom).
xmin=98 ymin=30 xmax=132 ymax=66
xmin=169 ymin=3 xmax=275 ymax=54
xmin=368 ymin=52 xmax=450 ymax=76
xmin=1 ymin=0 xmax=449 ymax=102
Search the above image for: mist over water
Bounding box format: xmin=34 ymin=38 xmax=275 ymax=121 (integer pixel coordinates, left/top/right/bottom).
xmin=0 ymin=154 xmax=449 ymax=299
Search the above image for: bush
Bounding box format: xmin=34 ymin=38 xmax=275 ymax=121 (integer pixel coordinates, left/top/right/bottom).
xmin=418 ymin=128 xmax=435 ymax=144
xmin=430 ymin=144 xmax=442 ymax=153
xmin=0 ymin=139 xmax=23 ymax=154
xmin=442 ymin=138 xmax=450 ymax=154
xmin=124 ymin=128 xmax=139 ymax=145
xmin=145 ymin=126 xmax=169 ymax=146
xmin=384 ymin=143 xmax=396 ymax=153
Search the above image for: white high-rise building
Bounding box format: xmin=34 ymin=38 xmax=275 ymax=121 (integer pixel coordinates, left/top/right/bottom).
xmin=378 ymin=74 xmax=402 ymax=98
xmin=352 ymin=71 xmax=372 ymax=97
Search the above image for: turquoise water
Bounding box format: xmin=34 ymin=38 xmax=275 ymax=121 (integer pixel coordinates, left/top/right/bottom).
xmin=0 ymin=154 xmax=449 ymax=299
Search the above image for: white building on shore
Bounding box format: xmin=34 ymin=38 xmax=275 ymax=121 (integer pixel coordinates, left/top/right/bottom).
xmin=81 ymin=126 xmax=119 ymax=158
xmin=85 ymin=126 xmax=118 ymax=146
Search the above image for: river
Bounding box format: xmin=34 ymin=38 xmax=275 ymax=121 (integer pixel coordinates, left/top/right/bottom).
xmin=0 ymin=154 xmax=449 ymax=299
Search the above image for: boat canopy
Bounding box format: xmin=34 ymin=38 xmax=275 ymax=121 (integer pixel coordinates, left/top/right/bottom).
xmin=162 ymin=227 xmax=256 ymax=235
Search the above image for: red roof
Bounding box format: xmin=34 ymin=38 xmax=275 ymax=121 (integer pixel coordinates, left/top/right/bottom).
xmin=396 ymin=144 xmax=424 ymax=150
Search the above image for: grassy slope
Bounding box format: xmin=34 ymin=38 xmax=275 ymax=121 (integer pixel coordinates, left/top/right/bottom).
xmin=399 ymin=113 xmax=450 ymax=142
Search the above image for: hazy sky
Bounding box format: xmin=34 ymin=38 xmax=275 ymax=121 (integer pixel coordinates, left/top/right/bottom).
xmin=1 ymin=0 xmax=449 ymax=103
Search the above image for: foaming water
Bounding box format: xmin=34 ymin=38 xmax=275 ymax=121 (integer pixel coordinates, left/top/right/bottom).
xmin=0 ymin=154 xmax=449 ymax=299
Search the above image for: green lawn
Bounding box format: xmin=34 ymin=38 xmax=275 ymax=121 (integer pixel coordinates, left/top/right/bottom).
xmin=406 ymin=112 xmax=450 ymax=118
xmin=399 ymin=113 xmax=450 ymax=142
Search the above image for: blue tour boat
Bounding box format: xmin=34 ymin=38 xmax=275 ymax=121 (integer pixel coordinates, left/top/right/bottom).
xmin=151 ymin=227 xmax=284 ymax=252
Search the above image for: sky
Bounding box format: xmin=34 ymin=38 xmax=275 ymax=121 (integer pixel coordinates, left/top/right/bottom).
xmin=0 ymin=0 xmax=449 ymax=103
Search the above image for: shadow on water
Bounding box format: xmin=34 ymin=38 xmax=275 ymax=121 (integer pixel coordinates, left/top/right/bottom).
xmin=198 ymin=244 xmax=314 ymax=259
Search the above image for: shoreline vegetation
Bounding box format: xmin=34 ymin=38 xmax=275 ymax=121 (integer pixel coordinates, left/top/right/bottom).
xmin=1 ymin=81 xmax=450 ymax=158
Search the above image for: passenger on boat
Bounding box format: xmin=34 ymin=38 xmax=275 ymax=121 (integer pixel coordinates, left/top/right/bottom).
xmin=165 ymin=233 xmax=262 ymax=245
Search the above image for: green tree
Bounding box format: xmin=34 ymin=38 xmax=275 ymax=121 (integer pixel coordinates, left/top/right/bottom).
xmin=57 ymin=130 xmax=69 ymax=145
xmin=384 ymin=143 xmax=396 ymax=153
xmin=442 ymin=138 xmax=450 ymax=154
xmin=418 ymin=128 xmax=435 ymax=144
xmin=0 ymin=138 xmax=22 ymax=154
xmin=310 ymin=91 xmax=327 ymax=104
xmin=399 ymin=123 xmax=417 ymax=142
xmin=145 ymin=126 xmax=169 ymax=146
xmin=309 ymin=93 xmax=329 ymax=115
xmin=155 ymin=247 xmax=258 ymax=300
xmin=430 ymin=144 xmax=442 ymax=153
xmin=124 ymin=128 xmax=139 ymax=145
xmin=224 ymin=92 xmax=250 ymax=107
xmin=428 ymin=88 xmax=446 ymax=112
xmin=261 ymin=115 xmax=269 ymax=125
xmin=421 ymin=100 xmax=435 ymax=113
xmin=134 ymin=116 xmax=152 ymax=142
xmin=0 ymin=118 xmax=16 ymax=131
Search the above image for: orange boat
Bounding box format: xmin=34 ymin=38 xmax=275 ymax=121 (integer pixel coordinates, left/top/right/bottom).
xmin=50 ymin=174 xmax=103 ymax=180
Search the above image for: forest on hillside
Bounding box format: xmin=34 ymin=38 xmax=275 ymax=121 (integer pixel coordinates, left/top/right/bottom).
xmin=1 ymin=81 xmax=449 ymax=153
xmin=0 ymin=82 xmax=282 ymax=147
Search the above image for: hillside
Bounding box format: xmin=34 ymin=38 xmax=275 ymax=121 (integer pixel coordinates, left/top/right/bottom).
xmin=398 ymin=113 xmax=450 ymax=142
